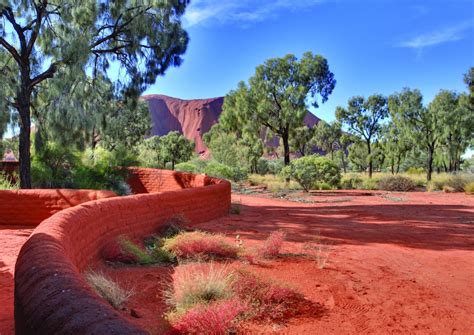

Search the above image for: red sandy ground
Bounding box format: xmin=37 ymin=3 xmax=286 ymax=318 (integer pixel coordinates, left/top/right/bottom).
xmin=108 ymin=191 xmax=474 ymax=334
xmin=1 ymin=191 xmax=473 ymax=334
xmin=0 ymin=226 xmax=34 ymax=335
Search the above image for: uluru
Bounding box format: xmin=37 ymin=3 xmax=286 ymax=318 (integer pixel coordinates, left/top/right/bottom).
xmin=142 ymin=94 xmax=322 ymax=155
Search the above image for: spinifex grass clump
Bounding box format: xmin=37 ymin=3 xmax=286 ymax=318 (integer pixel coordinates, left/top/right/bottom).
xmin=103 ymin=236 xmax=175 ymax=265
xmin=172 ymin=299 xmax=246 ymax=335
xmin=257 ymin=231 xmax=286 ymax=258
xmin=232 ymin=271 xmax=305 ymax=321
xmin=85 ymin=270 xmax=133 ymax=309
xmin=166 ymin=263 xmax=236 ymax=319
xmin=163 ymin=231 xmax=239 ymax=261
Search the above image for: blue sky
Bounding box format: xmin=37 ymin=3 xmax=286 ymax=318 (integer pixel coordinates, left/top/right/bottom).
xmin=145 ymin=0 xmax=474 ymax=123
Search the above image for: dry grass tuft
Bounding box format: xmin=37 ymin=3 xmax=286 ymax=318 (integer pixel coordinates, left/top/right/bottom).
xmin=85 ymin=270 xmax=133 ymax=309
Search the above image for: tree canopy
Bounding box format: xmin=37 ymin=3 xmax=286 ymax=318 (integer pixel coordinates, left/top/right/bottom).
xmin=220 ymin=52 xmax=336 ymax=166
xmin=0 ymin=0 xmax=189 ymax=187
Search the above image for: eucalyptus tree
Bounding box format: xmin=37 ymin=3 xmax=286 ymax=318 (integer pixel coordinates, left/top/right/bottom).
xmin=388 ymin=88 xmax=442 ymax=181
xmin=380 ymin=123 xmax=411 ymax=174
xmin=221 ymin=52 xmax=336 ymax=166
xmin=336 ymin=95 xmax=388 ymax=178
xmin=289 ymin=125 xmax=314 ymax=157
xmin=0 ymin=1 xmax=189 ymax=187
xmin=312 ymin=120 xmax=342 ymax=160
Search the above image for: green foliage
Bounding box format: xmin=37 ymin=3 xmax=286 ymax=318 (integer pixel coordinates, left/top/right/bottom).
xmin=0 ymin=1 xmax=189 ymax=187
xmin=290 ymin=125 xmax=315 ymax=156
xmin=427 ymin=175 xmax=473 ymax=192
xmin=175 ymin=162 xmax=198 ymax=173
xmin=0 ymin=172 xmax=18 ymax=190
xmin=221 ymin=52 xmax=336 ymax=166
xmin=336 ymin=94 xmax=388 ymax=178
xmin=464 ymin=181 xmax=474 ymax=194
xmin=283 ymin=155 xmax=341 ymax=191
xmin=378 ymin=175 xmax=416 ymax=192
xmin=340 ymin=174 xmax=364 ymax=189
xmin=138 ymin=132 xmax=194 ymax=170
xmin=256 ymin=158 xmax=269 ymax=175
xmin=204 ymin=161 xmax=247 ymax=182
xmin=312 ymin=121 xmax=342 ymax=159
xmin=267 ymin=159 xmax=285 ymax=175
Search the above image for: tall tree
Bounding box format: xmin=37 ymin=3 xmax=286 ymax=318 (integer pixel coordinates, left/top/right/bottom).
xmin=336 ymin=95 xmax=388 ymax=178
xmin=159 ymin=131 xmax=194 ymax=170
xmin=289 ymin=125 xmax=314 ymax=157
xmin=221 ymin=52 xmax=336 ymax=166
xmin=380 ymin=123 xmax=410 ymax=174
xmin=312 ymin=120 xmax=342 ymax=160
xmin=388 ymin=88 xmax=442 ymax=181
xmin=0 ymin=1 xmax=189 ymax=188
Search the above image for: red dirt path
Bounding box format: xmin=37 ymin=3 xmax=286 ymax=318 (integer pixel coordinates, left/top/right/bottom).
xmin=0 ymin=226 xmax=33 ymax=335
xmin=110 ymin=191 xmax=474 ymax=334
xmin=1 ymin=191 xmax=473 ymax=334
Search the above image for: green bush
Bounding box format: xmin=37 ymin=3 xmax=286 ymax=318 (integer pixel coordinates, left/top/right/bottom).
xmin=282 ymin=155 xmax=341 ymax=191
xmin=406 ymin=167 xmax=424 ymax=175
xmin=204 ymin=161 xmax=247 ymax=182
xmin=267 ymin=159 xmax=284 ymax=175
xmin=175 ymin=162 xmax=198 ymax=173
xmin=427 ymin=175 xmax=473 ymax=192
xmin=378 ymin=175 xmax=416 ymax=192
xmin=256 ymin=158 xmax=269 ymax=175
xmin=464 ymin=182 xmax=474 ymax=194
xmin=341 ymin=174 xmax=363 ymax=189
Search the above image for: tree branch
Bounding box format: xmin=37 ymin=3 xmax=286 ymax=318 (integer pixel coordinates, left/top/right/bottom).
xmin=0 ymin=37 xmax=22 ymax=64
xmin=29 ymin=62 xmax=59 ymax=88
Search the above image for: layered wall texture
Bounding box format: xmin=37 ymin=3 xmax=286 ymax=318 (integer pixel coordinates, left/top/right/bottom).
xmin=11 ymin=169 xmax=231 ymax=334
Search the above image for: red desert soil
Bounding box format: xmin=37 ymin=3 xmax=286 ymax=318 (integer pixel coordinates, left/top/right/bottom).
xmin=0 ymin=226 xmax=34 ymax=335
xmin=106 ymin=191 xmax=474 ymax=334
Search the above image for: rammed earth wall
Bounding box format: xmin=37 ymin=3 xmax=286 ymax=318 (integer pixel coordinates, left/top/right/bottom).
xmin=10 ymin=169 xmax=231 ymax=334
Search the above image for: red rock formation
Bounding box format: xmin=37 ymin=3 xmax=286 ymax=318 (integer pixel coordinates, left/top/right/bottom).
xmin=142 ymin=94 xmax=321 ymax=156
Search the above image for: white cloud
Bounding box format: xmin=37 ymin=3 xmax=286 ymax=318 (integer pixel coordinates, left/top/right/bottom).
xmin=398 ymin=21 xmax=473 ymax=49
xmin=183 ymin=0 xmax=326 ymax=27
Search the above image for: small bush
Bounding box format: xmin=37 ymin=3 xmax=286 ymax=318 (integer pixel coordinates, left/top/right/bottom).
xmin=428 ymin=175 xmax=472 ymax=192
xmin=0 ymin=172 xmax=18 ymax=190
xmin=406 ymin=167 xmax=425 ymax=175
xmin=163 ymin=231 xmax=239 ymax=260
xmin=256 ymin=158 xmax=269 ymax=175
xmin=85 ymin=270 xmax=133 ymax=309
xmin=175 ymin=161 xmax=198 ymax=173
xmin=172 ymin=299 xmax=245 ymax=335
xmin=232 ymin=271 xmax=304 ymax=321
xmin=204 ymin=161 xmax=247 ymax=182
xmin=361 ymin=178 xmax=378 ymax=190
xmin=267 ymin=159 xmax=284 ymax=175
xmin=282 ymin=155 xmax=341 ymax=191
xmin=340 ymin=174 xmax=363 ymax=189
xmin=378 ymin=175 xmax=415 ymax=192
xmin=257 ymin=231 xmax=285 ymax=259
xmin=465 ymin=182 xmax=474 ymax=194
xmin=167 ymin=263 xmax=235 ymax=317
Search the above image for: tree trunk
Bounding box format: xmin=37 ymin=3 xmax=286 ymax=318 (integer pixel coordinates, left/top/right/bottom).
xmin=396 ymin=153 xmax=401 ymax=174
xmin=341 ymin=151 xmax=347 ymax=173
xmin=367 ymin=140 xmax=372 ymax=178
xmin=282 ymin=132 xmax=290 ymax=166
xmin=390 ymin=157 xmax=395 ymax=175
xmin=18 ymin=97 xmax=32 ymax=189
xmin=427 ymin=146 xmax=434 ymax=182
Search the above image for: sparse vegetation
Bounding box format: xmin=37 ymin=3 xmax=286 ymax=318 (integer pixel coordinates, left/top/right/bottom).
xmin=163 ymin=231 xmax=239 ymax=261
xmin=85 ymin=271 xmax=133 ymax=309
xmin=257 ymin=231 xmax=286 ymax=259
xmin=378 ymin=175 xmax=416 ymax=192
xmin=303 ymin=233 xmax=334 ymax=269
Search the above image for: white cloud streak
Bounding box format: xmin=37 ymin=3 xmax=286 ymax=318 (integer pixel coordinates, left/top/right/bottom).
xmin=398 ymin=21 xmax=473 ymax=49
xmin=183 ymin=0 xmax=326 ymax=27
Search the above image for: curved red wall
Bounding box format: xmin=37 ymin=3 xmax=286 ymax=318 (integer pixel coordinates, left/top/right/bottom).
xmin=14 ymin=169 xmax=231 ymax=334
xmin=0 ymin=189 xmax=116 ymax=226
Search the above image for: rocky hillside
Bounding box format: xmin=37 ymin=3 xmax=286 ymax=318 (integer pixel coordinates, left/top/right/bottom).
xmin=142 ymin=94 xmax=321 ymax=156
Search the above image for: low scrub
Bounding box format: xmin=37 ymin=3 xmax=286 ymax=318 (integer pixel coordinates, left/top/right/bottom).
xmin=378 ymin=175 xmax=416 ymax=192
xmin=281 ymin=156 xmax=341 ymax=191
xmin=85 ymin=270 xmax=133 ymax=309
xmin=0 ymin=172 xmax=18 ymax=190
xmin=172 ymin=299 xmax=245 ymax=335
xmin=427 ymin=174 xmax=473 ymax=192
xmin=166 ymin=263 xmax=235 ymax=318
xmin=232 ymin=271 xmax=305 ymax=321
xmin=465 ymin=182 xmax=474 ymax=194
xmin=257 ymin=231 xmax=285 ymax=259
xmin=163 ymin=231 xmax=239 ymax=261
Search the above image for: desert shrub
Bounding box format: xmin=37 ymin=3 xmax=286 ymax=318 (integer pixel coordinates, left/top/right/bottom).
xmin=257 ymin=231 xmax=285 ymax=259
xmin=427 ymin=174 xmax=472 ymax=192
xmin=406 ymin=167 xmax=425 ymax=175
xmin=361 ymin=178 xmax=378 ymax=190
xmin=340 ymin=174 xmax=363 ymax=189
xmin=85 ymin=270 xmax=133 ymax=309
xmin=232 ymin=271 xmax=304 ymax=321
xmin=465 ymin=182 xmax=474 ymax=194
xmin=0 ymin=172 xmax=18 ymax=190
xmin=163 ymin=231 xmax=239 ymax=260
xmin=172 ymin=299 xmax=245 ymax=335
xmin=166 ymin=263 xmax=235 ymax=317
xmin=103 ymin=236 xmax=175 ymax=264
xmin=282 ymin=155 xmax=341 ymax=191
xmin=204 ymin=161 xmax=247 ymax=182
xmin=256 ymin=158 xmax=269 ymax=175
xmin=378 ymin=175 xmax=416 ymax=192
xmin=175 ymin=161 xmax=198 ymax=173
xmin=267 ymin=159 xmax=284 ymax=175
